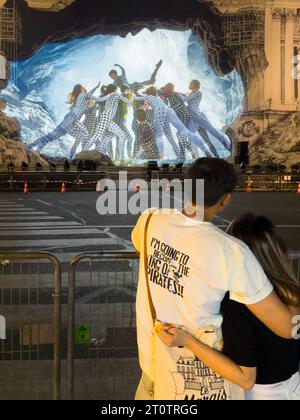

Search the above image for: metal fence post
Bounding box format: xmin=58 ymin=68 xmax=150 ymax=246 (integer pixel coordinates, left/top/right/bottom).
xmin=0 ymin=252 xmax=62 ymax=400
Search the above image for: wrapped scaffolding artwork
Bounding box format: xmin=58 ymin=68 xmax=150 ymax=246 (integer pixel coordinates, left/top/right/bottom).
xmin=0 ymin=4 xmax=244 ymax=163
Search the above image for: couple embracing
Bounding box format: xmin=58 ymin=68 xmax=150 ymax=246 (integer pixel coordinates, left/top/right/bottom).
xmin=132 ymin=158 xmax=300 ymax=401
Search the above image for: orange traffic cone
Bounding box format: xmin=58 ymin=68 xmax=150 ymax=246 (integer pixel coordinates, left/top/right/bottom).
xmin=297 ymin=182 xmax=300 ymax=194
xmin=246 ymin=181 xmax=253 ymax=193
xmin=61 ymin=182 xmax=67 ymax=194
xmin=96 ymin=180 xmax=103 ymax=194
xmin=135 ymin=183 xmax=141 ymax=193
xmin=23 ymin=181 xmax=29 ymax=195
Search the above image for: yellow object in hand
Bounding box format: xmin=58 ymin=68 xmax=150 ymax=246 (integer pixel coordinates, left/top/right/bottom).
xmin=155 ymin=323 xmax=165 ymax=334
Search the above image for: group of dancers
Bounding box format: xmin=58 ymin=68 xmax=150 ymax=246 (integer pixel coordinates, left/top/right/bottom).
xmin=29 ymin=60 xmax=232 ymax=161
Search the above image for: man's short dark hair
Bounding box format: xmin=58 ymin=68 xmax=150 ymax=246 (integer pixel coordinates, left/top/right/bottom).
xmin=109 ymin=70 xmax=118 ymax=76
xmin=135 ymin=109 xmax=147 ymax=123
xmin=186 ymin=158 xmax=238 ymax=207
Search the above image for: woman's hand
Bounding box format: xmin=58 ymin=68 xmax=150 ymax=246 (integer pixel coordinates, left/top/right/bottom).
xmin=157 ymin=325 xmax=192 ymax=348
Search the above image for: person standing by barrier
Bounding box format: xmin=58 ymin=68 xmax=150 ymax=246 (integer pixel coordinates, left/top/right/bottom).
xmin=132 ymin=158 xmax=299 ymax=400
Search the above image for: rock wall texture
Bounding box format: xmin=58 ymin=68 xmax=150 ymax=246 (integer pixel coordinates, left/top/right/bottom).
xmin=249 ymin=112 xmax=300 ymax=167
xmin=0 ymin=109 xmax=47 ymax=169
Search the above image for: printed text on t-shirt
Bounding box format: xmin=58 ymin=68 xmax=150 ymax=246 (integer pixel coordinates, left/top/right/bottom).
xmin=147 ymin=238 xmax=190 ymax=299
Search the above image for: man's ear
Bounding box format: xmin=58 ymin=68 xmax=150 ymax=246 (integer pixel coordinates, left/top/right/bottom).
xmin=218 ymin=193 xmax=232 ymax=212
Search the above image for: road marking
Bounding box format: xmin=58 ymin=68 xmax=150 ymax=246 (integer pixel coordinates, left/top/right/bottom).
xmin=0 ymin=212 xmax=48 ymax=216
xmin=0 ymin=222 xmax=81 ymax=227
xmin=0 ymin=216 xmax=64 ymax=221
xmin=0 ymin=228 xmax=104 ymax=237
xmin=0 ymin=238 xmax=120 ymax=248
xmin=0 ymin=205 xmax=28 ymax=208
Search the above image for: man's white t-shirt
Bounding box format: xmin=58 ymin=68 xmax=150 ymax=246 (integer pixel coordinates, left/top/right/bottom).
xmin=132 ymin=208 xmax=273 ymax=381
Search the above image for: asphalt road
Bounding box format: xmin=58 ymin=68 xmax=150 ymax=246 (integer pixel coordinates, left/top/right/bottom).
xmin=0 ymin=191 xmax=299 ymax=252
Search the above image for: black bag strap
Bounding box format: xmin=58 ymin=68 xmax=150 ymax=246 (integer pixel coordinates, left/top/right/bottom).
xmin=143 ymin=211 xmax=156 ymax=325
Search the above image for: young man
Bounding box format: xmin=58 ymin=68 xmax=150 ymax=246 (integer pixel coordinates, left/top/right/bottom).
xmin=132 ymin=158 xmax=298 ymax=400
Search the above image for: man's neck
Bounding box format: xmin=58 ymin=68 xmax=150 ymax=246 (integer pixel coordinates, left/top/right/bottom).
xmin=182 ymin=206 xmax=216 ymax=223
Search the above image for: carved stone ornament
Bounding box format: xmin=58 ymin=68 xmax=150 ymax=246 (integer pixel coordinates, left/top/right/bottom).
xmin=239 ymin=120 xmax=259 ymax=138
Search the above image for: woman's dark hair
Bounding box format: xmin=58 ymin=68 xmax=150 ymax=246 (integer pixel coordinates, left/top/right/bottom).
xmin=135 ymin=109 xmax=147 ymax=123
xmin=68 ymin=84 xmax=83 ymax=107
xmin=228 ymin=214 xmax=300 ymax=307
xmin=105 ymin=84 xmax=117 ymax=95
xmin=186 ymin=158 xmax=238 ymax=207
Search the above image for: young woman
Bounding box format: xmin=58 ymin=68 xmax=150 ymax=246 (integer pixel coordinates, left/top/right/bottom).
xmin=29 ymin=83 xmax=100 ymax=153
xmin=158 ymin=214 xmax=300 ymax=400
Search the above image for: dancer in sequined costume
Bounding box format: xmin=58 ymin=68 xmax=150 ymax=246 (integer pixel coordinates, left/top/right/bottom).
xmin=133 ymin=109 xmax=159 ymax=160
xmin=109 ymin=60 xmax=163 ymax=94
xmin=160 ymin=83 xmax=196 ymax=161
xmin=134 ymin=87 xmax=213 ymax=158
xmin=181 ymin=80 xmax=232 ymax=153
xmin=85 ymin=85 xmax=132 ymax=158
xmin=29 ymin=83 xmax=100 ymax=153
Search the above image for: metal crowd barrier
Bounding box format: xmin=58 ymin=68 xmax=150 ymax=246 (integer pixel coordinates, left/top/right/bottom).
xmin=238 ymin=175 xmax=300 ymax=192
xmin=67 ymin=252 xmax=139 ymax=401
xmin=0 ymin=253 xmax=61 ymax=400
xmin=0 ymin=250 xmax=299 ymax=400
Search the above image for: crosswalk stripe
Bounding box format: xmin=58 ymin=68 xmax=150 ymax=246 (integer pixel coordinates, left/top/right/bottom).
xmin=0 ymin=228 xmax=102 ymax=237
xmin=0 ymin=205 xmax=27 ymax=208
xmin=0 ymin=222 xmax=80 ymax=228
xmin=0 ymin=216 xmax=63 ymax=221
xmin=0 ymin=222 xmax=81 ymax=227
xmin=0 ymin=238 xmax=119 ymax=248
xmin=0 ymin=212 xmax=48 ymax=216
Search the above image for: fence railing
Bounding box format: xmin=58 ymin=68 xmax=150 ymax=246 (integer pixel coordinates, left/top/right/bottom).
xmin=0 ymin=253 xmax=61 ymax=400
xmin=67 ymin=252 xmax=139 ymax=401
xmin=0 ymin=251 xmax=299 ymax=400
